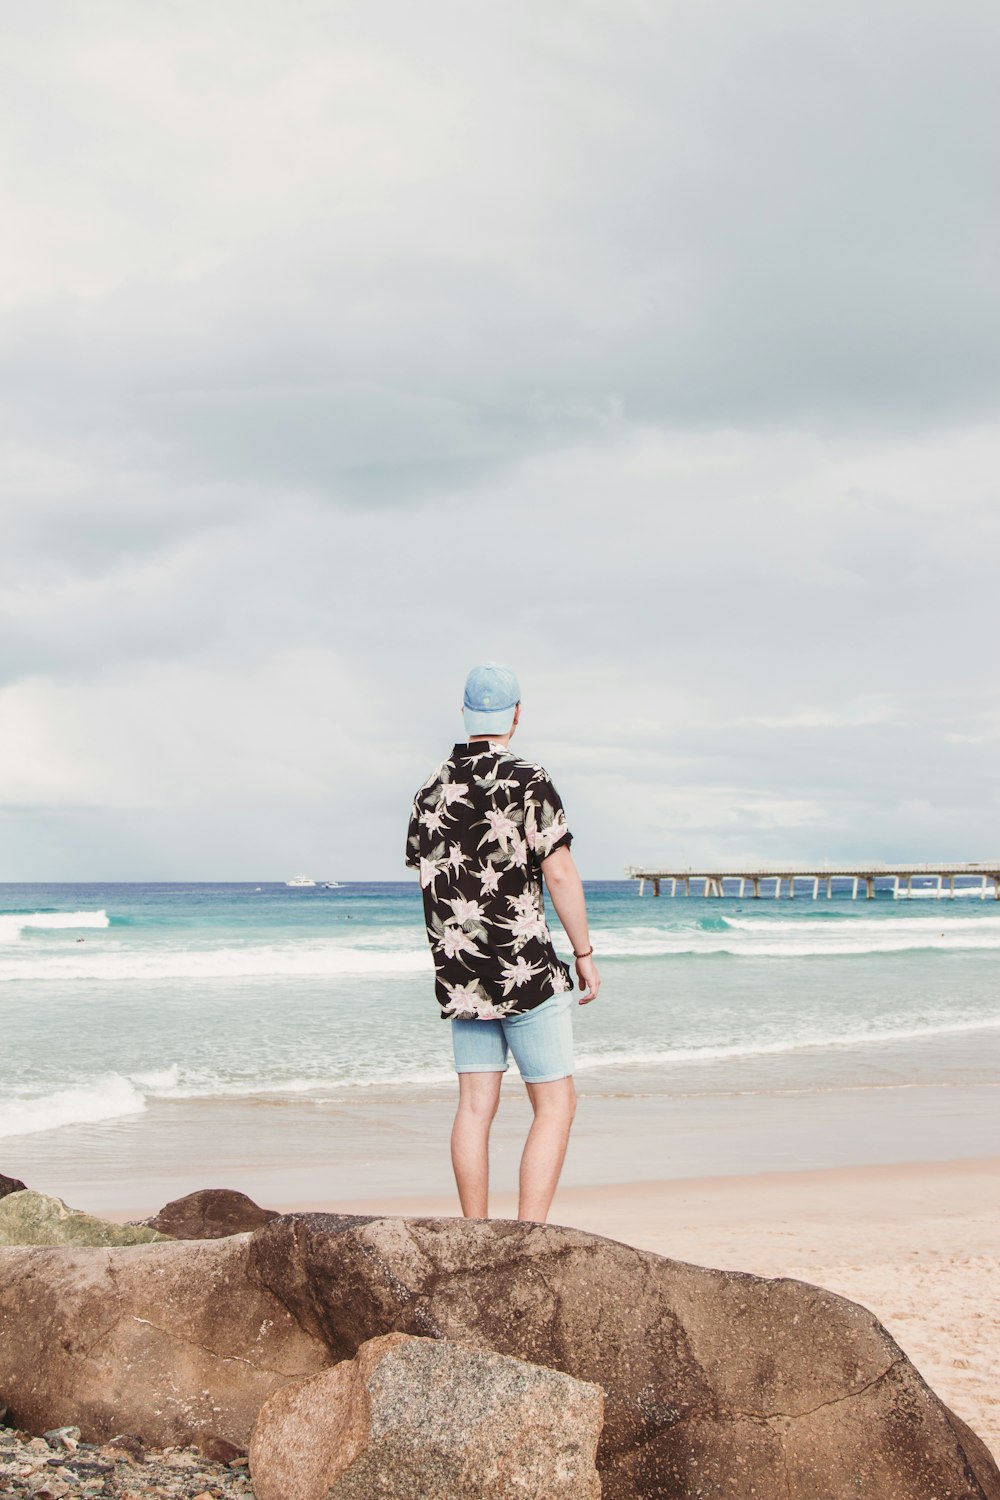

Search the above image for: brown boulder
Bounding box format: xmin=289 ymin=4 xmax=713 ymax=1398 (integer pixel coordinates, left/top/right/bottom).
xmin=0 ymin=1235 xmax=329 ymax=1449
xmin=0 ymin=1174 xmax=26 ymax=1200
xmin=197 ymin=1432 xmax=245 ymax=1465
xmin=2 ymin=1211 xmax=996 ymax=1499
xmin=248 ymin=1214 xmax=1000 ymax=1500
xmin=140 ymin=1188 xmax=278 ymax=1239
xmin=249 ymin=1331 xmax=603 ymax=1500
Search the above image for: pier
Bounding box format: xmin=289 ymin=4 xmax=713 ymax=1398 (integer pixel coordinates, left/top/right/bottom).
xmin=625 ymin=862 xmax=1000 ymax=900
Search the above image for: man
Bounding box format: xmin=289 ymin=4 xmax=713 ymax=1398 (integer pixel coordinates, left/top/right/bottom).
xmin=406 ymin=662 xmax=601 ymax=1223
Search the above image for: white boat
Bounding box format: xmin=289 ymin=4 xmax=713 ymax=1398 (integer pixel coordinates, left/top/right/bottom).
xmin=285 ymin=875 xmax=317 ymax=888
xmin=321 ymin=881 xmax=343 ymax=889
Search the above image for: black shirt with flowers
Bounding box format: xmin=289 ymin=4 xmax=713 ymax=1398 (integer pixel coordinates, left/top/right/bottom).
xmin=406 ymin=741 xmax=574 ymax=1018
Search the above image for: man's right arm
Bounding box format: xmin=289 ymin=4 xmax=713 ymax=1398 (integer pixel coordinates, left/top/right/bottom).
xmin=541 ymin=845 xmax=601 ymax=1004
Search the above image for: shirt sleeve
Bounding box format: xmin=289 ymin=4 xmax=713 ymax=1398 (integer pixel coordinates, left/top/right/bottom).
xmin=405 ymin=798 xmax=421 ymax=869
xmin=524 ymin=770 xmax=573 ymax=863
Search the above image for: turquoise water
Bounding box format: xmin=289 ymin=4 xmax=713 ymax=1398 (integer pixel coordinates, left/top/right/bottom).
xmin=3 ymin=879 xmax=999 ymax=1148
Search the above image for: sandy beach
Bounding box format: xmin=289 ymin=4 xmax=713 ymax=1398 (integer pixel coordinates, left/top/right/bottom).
xmin=307 ymin=1156 xmax=1000 ymax=1460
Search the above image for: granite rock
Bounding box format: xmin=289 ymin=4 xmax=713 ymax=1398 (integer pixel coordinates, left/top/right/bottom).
xmin=0 ymin=1235 xmax=330 ymax=1448
xmin=248 ymin=1213 xmax=1000 ymax=1500
xmin=140 ymin=1187 xmax=279 ymax=1240
xmin=0 ymin=1173 xmax=26 ymax=1200
xmin=0 ymin=1190 xmax=171 ymax=1248
xmin=249 ymin=1331 xmax=603 ymax=1500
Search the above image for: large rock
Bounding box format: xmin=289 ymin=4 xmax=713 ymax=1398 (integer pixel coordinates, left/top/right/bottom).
xmin=2 ymin=1210 xmax=997 ymax=1498
xmin=140 ymin=1187 xmax=279 ymax=1239
xmin=0 ymin=1235 xmax=330 ymax=1448
xmin=249 ymin=1331 xmax=603 ymax=1500
xmin=0 ymin=1173 xmax=26 ymax=1200
xmin=248 ymin=1214 xmax=1000 ymax=1500
xmin=0 ymin=1190 xmax=171 ymax=1247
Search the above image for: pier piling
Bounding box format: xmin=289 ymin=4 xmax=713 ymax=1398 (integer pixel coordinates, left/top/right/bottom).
xmin=627 ymin=862 xmax=1000 ymax=900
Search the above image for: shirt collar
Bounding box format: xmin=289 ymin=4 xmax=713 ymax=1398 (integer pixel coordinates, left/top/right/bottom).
xmin=452 ymin=740 xmax=505 ymax=758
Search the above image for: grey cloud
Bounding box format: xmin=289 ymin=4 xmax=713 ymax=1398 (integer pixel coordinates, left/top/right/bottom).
xmin=1 ymin=1 xmax=998 ymax=876
xmin=2 ymin=0 xmax=998 ymax=514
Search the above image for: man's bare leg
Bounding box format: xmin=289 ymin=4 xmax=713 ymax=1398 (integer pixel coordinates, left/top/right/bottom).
xmin=451 ymin=1071 xmax=503 ymax=1218
xmin=518 ymin=1076 xmax=577 ymax=1223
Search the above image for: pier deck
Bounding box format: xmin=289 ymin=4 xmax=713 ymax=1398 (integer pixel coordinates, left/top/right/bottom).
xmin=625 ymin=862 xmax=1000 ymax=899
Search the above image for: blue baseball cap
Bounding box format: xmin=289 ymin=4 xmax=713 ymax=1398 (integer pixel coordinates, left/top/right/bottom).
xmin=463 ymin=662 xmax=521 ymax=735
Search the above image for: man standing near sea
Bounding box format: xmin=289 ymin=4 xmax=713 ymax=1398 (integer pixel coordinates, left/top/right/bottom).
xmin=406 ymin=663 xmax=601 ymax=1223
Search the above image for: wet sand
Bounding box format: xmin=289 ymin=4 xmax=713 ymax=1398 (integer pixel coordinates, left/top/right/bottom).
xmin=11 ymin=1064 xmax=1000 ymax=1213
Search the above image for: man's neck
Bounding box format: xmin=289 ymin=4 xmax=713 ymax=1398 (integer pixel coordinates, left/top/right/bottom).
xmin=467 ymin=733 xmax=513 ymax=748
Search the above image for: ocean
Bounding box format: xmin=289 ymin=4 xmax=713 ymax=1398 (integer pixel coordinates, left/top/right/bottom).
xmin=3 ymin=880 xmax=999 ymax=1212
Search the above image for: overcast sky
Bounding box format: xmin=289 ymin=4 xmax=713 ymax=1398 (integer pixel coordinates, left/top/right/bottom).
xmin=2 ymin=0 xmax=998 ymax=880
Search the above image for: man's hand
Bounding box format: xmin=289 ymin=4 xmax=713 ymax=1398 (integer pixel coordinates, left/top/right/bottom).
xmin=575 ymin=954 xmax=601 ymax=1004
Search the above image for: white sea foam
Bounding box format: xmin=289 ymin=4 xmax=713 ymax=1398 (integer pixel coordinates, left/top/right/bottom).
xmin=8 ymin=1004 xmax=999 ymax=1140
xmin=720 ymin=913 xmax=1000 ymax=935
xmin=0 ymin=941 xmax=432 ymax=984
xmin=897 ymin=885 xmax=994 ymax=899
xmin=590 ymin=913 xmax=1000 ymax=958
xmin=573 ymin=1013 xmax=1000 ymax=1074
xmin=0 ymin=1061 xmax=458 ymax=1139
xmin=130 ymin=1063 xmax=457 ymax=1099
xmin=0 ymin=910 xmax=110 ymax=944
xmin=5 ymin=911 xmax=1000 ymax=982
xmin=0 ymin=1074 xmax=147 ymax=1140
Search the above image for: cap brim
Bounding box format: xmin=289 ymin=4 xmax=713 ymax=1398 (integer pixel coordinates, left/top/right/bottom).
xmin=463 ymin=706 xmax=516 ymax=735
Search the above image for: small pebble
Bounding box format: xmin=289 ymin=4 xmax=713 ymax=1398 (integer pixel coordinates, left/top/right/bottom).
xmin=42 ymin=1428 xmax=80 ymax=1453
xmin=107 ymin=1434 xmax=146 ymax=1463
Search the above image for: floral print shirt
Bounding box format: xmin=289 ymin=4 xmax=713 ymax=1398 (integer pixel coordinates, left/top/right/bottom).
xmin=406 ymin=741 xmax=574 ymax=1018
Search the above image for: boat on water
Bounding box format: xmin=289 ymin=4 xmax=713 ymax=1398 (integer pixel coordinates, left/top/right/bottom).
xmin=285 ymin=875 xmax=317 ymax=888
xmin=321 ymin=881 xmax=343 ymax=889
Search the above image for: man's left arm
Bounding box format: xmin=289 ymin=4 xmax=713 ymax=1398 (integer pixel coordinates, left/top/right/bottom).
xmin=541 ymin=845 xmax=601 ymax=1004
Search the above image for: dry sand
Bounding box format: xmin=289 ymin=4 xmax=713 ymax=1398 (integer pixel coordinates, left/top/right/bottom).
xmin=317 ymin=1156 xmax=1000 ymax=1459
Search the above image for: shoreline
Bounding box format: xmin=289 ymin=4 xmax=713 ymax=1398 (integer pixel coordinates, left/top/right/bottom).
xmin=9 ymin=1046 xmax=1000 ymax=1216
xmin=90 ymin=1152 xmax=998 ymax=1234
xmin=282 ymin=1153 xmax=1000 ymax=1259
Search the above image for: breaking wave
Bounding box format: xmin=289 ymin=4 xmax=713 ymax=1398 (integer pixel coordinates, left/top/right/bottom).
xmin=0 ymin=1074 xmax=147 ymax=1140
xmin=591 ymin=913 xmax=1000 ymax=959
xmin=0 ymin=941 xmax=431 ymax=984
xmin=0 ymin=910 xmax=110 ymax=944
xmin=0 ymin=1061 xmax=455 ymax=1140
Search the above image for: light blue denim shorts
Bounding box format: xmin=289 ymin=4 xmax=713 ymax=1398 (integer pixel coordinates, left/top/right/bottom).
xmin=451 ymin=991 xmax=575 ymax=1083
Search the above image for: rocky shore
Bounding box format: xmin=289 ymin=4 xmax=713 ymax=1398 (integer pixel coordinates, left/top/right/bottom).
xmin=0 ymin=1421 xmax=251 ymax=1500
xmin=1 ymin=1180 xmax=998 ymax=1499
